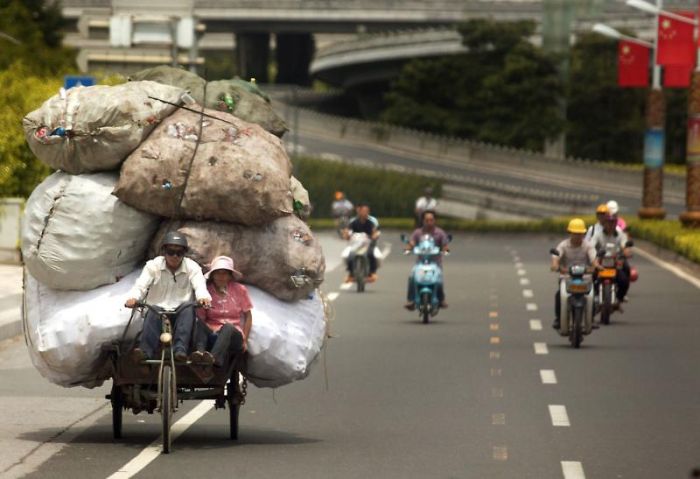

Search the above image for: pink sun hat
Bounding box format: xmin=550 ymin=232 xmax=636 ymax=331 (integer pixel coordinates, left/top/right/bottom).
xmin=205 ymin=255 xmax=243 ymax=280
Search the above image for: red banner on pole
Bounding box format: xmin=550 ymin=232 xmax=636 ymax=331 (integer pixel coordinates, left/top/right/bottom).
xmin=664 ymin=64 xmax=693 ymax=87
xmin=618 ymin=40 xmax=649 ymax=88
xmin=657 ymin=11 xmax=696 ymax=66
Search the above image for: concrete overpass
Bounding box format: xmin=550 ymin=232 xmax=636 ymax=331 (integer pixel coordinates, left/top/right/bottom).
xmin=59 ymin=0 xmax=699 ymax=84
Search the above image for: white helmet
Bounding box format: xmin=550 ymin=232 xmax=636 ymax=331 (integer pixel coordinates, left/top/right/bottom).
xmin=606 ymin=200 xmax=619 ymax=216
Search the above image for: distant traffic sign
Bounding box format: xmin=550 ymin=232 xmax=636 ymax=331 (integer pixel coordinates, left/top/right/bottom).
xmin=64 ymin=75 xmax=95 ymax=89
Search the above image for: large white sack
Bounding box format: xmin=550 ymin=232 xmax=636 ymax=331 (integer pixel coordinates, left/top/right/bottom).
xmin=21 ymin=171 xmax=160 ymax=291
xmin=245 ymin=286 xmax=328 ymax=388
xmin=23 ymin=270 xmax=143 ymax=388
xmin=23 ymin=81 xmax=185 ymax=174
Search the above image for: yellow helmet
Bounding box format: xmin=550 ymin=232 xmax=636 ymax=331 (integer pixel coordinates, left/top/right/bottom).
xmin=567 ymin=218 xmax=587 ymax=234
xmin=334 ymin=191 xmax=344 ymax=201
xmin=596 ymin=203 xmax=608 ymax=214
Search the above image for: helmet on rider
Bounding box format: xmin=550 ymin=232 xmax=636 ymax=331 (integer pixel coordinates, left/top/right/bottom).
xmin=334 ymin=191 xmax=344 ymax=201
xmin=162 ymin=231 xmax=189 ymax=251
xmin=567 ymin=218 xmax=587 ymax=234
xmin=606 ymin=200 xmax=619 ymax=216
xmin=596 ymin=203 xmax=608 ymax=214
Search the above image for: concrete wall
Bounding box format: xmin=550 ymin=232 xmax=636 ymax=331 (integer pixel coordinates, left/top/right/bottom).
xmin=0 ymin=199 xmax=23 ymax=265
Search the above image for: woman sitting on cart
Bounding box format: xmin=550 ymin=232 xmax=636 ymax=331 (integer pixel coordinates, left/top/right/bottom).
xmin=125 ymin=231 xmax=212 ymax=362
xmin=192 ymin=255 xmax=253 ymax=367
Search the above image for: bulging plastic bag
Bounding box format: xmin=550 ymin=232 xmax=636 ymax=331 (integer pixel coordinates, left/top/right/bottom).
xmin=114 ymin=106 xmax=293 ymax=225
xmin=23 ymin=81 xmax=185 ymax=174
xmin=21 ymin=171 xmax=160 ymax=291
xmin=151 ymin=215 xmax=325 ymax=301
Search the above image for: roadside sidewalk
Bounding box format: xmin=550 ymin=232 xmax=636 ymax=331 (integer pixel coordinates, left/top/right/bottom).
xmin=0 ymin=265 xmax=22 ymax=342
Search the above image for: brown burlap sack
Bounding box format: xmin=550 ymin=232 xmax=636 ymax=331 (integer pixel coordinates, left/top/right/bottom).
xmin=114 ymin=106 xmax=293 ymax=225
xmin=23 ymin=81 xmax=185 ymax=174
xmin=151 ymin=215 xmax=325 ymax=302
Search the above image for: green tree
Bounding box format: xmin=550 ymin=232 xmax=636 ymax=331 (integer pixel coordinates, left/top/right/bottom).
xmin=382 ymin=20 xmax=564 ymax=151
xmin=567 ymin=33 xmax=646 ymax=163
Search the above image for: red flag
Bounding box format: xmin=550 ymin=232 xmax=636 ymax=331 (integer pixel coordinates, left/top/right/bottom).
xmin=618 ymin=40 xmax=649 ymax=88
xmin=664 ymin=64 xmax=693 ymax=87
xmin=657 ymin=11 xmax=696 ymax=66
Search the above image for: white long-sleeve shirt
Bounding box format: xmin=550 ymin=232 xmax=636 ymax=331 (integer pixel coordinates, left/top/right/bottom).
xmin=127 ymin=256 xmax=211 ymax=309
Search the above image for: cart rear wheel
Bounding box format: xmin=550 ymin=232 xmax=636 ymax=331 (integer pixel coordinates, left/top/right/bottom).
xmin=111 ymin=382 xmax=123 ymax=439
xmin=161 ymin=365 xmax=173 ymax=453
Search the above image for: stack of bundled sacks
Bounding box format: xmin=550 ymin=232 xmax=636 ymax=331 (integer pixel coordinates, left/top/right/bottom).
xmin=21 ymin=68 xmax=326 ymax=389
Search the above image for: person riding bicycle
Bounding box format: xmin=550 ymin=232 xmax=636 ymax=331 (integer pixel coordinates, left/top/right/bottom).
xmin=404 ymin=210 xmax=450 ymax=310
xmin=344 ymin=203 xmax=380 ymax=283
xmin=551 ymin=219 xmax=600 ymax=330
xmin=125 ymin=232 xmax=212 ymax=362
xmin=590 ymin=213 xmax=632 ymax=309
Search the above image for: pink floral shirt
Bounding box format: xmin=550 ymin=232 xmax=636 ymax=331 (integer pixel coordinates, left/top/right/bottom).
xmin=197 ymin=282 xmax=253 ymax=334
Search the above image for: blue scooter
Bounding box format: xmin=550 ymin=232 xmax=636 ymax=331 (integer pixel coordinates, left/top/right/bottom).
xmin=402 ymin=233 xmax=450 ymax=323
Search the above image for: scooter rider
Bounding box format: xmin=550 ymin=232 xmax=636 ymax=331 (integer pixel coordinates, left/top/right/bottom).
xmin=591 ymin=213 xmax=632 ymax=309
xmin=344 ymin=203 xmax=380 ymax=283
xmin=125 ymin=232 xmax=212 ymax=362
xmin=404 ymin=210 xmax=450 ymax=310
xmin=551 ymin=219 xmax=600 ymax=330
xmin=332 ymin=191 xmax=354 ymax=227
xmin=584 ymin=203 xmax=609 ymax=242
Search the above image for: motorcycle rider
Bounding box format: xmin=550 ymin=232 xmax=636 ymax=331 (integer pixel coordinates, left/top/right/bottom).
xmin=584 ymin=203 xmax=609 ymax=242
xmin=606 ymin=200 xmax=627 ymax=232
xmin=404 ymin=210 xmax=450 ymax=310
xmin=415 ymin=187 xmax=438 ymax=227
xmin=591 ymin=213 xmax=632 ymax=310
xmin=125 ymin=232 xmax=212 ymax=362
xmin=344 ymin=203 xmax=380 ymax=283
xmin=332 ymin=191 xmax=354 ymax=231
xmin=551 ymin=218 xmax=600 ymax=330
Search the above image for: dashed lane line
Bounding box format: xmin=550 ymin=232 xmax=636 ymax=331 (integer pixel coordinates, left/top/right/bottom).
xmin=517 ymin=269 xmax=527 ymax=276
xmin=540 ymin=369 xmax=557 ymax=384
xmin=549 ymin=405 xmax=571 ymax=427
xmin=519 ymin=278 xmax=530 ymax=286
xmin=561 ymin=461 xmax=586 ymax=479
xmin=526 ymin=303 xmax=538 ymax=311
xmin=108 ymin=400 xmax=214 ymax=479
xmin=529 ymin=319 xmax=543 ymax=331
xmin=534 ymin=342 xmax=549 ymax=355
xmin=514 ymin=262 xmax=524 ymax=269
xmin=493 ymin=446 xmax=508 ymax=461
xmin=522 ymin=289 xmax=534 ymax=298
xmin=339 ymin=283 xmax=353 ymax=291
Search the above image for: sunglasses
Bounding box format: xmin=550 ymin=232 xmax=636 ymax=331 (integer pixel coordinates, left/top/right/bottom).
xmin=165 ymin=248 xmax=185 ymax=257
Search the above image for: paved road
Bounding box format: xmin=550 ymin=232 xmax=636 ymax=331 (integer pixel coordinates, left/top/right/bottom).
xmin=2 ymin=233 xmax=699 ymax=478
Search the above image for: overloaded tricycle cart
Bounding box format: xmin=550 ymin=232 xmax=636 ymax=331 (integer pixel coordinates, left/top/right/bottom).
xmin=103 ymin=301 xmax=246 ymax=453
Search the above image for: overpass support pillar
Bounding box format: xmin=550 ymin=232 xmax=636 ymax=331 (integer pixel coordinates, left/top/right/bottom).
xmin=236 ymin=32 xmax=270 ymax=83
xmin=275 ymin=33 xmax=315 ymax=86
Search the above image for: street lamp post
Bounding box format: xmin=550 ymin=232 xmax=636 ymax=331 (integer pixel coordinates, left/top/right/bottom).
xmin=592 ymin=22 xmax=666 ymax=219
xmin=627 ymin=0 xmax=700 ymax=226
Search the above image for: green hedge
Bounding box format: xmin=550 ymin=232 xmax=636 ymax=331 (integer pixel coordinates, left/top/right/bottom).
xmin=293 ymin=156 xmax=441 ymax=217
xmin=309 ymin=216 xmax=700 ymax=265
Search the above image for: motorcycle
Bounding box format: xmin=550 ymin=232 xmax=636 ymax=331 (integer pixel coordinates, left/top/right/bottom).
xmin=595 ymin=239 xmax=634 ymax=325
xmin=402 ymin=234 xmax=450 ymax=324
xmin=550 ymin=249 xmax=594 ymax=349
xmin=334 ymin=214 xmax=350 ymax=239
xmin=346 ymin=232 xmax=372 ymax=292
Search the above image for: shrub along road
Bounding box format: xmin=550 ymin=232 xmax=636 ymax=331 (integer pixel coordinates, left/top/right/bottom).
xmin=2 ymin=233 xmax=699 ymax=478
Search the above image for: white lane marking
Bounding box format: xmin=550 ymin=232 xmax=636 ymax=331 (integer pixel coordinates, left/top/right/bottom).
xmin=529 ymin=319 xmax=542 ymax=331
xmin=108 ymin=401 xmax=214 ymax=479
xmin=534 ymin=342 xmax=549 ymax=354
xmin=635 ymin=247 xmax=700 ymax=290
xmin=540 ymin=369 xmax=557 ymax=384
xmin=519 ymin=278 xmax=530 ymax=286
xmin=549 ymin=405 xmax=570 ymax=427
xmin=514 ymin=262 xmax=524 ymax=269
xmin=513 ymin=256 xmax=521 ymax=262
xmin=561 ymin=461 xmax=586 ymax=479
xmin=327 ymin=292 xmax=339 ymax=301
xmin=492 ymin=413 xmax=506 ymax=425
xmin=517 ymin=269 xmax=526 ymax=276
xmin=493 ymin=446 xmax=508 ymax=461
xmin=340 ymin=283 xmax=353 ymax=291
xmin=526 ymin=303 xmax=538 ymax=311
xmin=522 ymin=289 xmax=534 ymax=298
